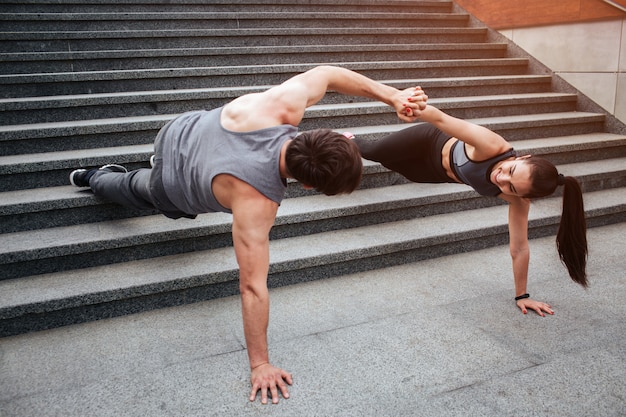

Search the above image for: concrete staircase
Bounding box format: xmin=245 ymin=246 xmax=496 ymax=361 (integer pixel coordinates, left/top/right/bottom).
xmin=1 ymin=0 xmax=625 ymax=337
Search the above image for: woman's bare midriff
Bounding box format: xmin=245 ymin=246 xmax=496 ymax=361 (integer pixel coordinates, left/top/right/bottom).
xmin=441 ymin=137 xmax=461 ymax=183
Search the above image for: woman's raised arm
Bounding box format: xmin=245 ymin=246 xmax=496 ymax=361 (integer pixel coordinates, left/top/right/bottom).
xmin=412 ymin=104 xmax=510 ymax=160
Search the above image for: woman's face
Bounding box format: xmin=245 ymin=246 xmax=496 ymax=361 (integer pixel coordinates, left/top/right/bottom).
xmin=490 ymin=157 xmax=533 ymax=197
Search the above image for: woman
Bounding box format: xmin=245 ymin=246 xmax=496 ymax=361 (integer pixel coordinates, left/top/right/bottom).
xmin=355 ymin=95 xmax=588 ymax=316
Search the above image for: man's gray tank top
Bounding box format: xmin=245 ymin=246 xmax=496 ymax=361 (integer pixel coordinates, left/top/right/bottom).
xmin=450 ymin=139 xmax=516 ymax=197
xmin=160 ymin=108 xmax=298 ymax=215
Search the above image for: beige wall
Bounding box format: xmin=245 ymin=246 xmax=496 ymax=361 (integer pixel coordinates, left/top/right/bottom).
xmin=499 ymin=18 xmax=626 ymax=124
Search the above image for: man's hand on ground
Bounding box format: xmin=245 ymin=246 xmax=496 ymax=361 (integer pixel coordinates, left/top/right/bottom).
xmin=249 ymin=363 xmax=293 ymax=404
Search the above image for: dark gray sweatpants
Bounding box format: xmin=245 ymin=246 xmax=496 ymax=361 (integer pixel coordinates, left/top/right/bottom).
xmin=90 ymin=168 xmax=154 ymax=211
xmin=88 ymin=122 xmax=196 ymax=219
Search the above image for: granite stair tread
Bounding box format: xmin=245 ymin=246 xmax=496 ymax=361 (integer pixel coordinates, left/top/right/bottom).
xmin=0 ymin=112 xmax=609 ymax=175
xmin=1 ymin=58 xmax=526 ymax=86
xmin=0 ymin=144 xmax=155 ymax=173
xmin=0 ymin=182 xmax=468 ymax=264
xmin=0 ymin=27 xmax=491 ymax=57
xmin=0 ymin=42 xmax=510 ymax=74
xmin=2 ymin=14 xmax=472 ymax=32
xmin=2 ymin=11 xmax=466 ymax=19
xmin=0 ymin=110 xmax=611 ymax=195
xmin=0 ymin=57 xmax=530 ymax=99
xmin=2 ymin=136 xmax=624 ymax=220
xmin=1 ymin=27 xmax=487 ymax=43
xmin=0 ymin=75 xmax=551 ymax=115
xmin=0 ymin=113 xmax=612 ymax=174
xmin=0 ymin=91 xmax=587 ymax=145
xmin=2 ymin=91 xmax=579 ymax=128
xmin=0 ymin=159 xmax=375 ymax=216
xmin=2 ymin=156 xmax=626 ymax=265
xmin=1 ymin=187 xmax=624 ymax=321
xmin=317 ymin=112 xmax=607 ymax=139
xmin=0 ymin=0 xmax=455 ymax=14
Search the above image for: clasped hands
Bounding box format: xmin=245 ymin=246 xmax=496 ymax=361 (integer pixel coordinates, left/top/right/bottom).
xmin=395 ymin=86 xmax=428 ymax=122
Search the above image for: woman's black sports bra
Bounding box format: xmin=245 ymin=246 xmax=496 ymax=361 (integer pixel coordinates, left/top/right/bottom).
xmin=450 ymin=140 xmax=516 ymax=196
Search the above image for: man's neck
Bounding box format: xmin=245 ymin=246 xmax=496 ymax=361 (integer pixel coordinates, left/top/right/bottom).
xmin=278 ymin=140 xmax=292 ymax=179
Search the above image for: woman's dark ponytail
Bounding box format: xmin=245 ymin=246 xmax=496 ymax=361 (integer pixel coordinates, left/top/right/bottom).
xmin=556 ymin=176 xmax=588 ymax=287
xmin=525 ymin=157 xmax=588 ymax=287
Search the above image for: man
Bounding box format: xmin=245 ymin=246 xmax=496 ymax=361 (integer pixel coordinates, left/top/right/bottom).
xmin=69 ymin=65 xmax=425 ymax=404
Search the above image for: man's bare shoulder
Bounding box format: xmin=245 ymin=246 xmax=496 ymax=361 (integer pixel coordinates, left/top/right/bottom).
xmin=222 ymin=87 xmax=297 ymax=132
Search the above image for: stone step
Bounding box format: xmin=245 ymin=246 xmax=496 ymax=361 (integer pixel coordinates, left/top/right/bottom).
xmin=0 ymin=0 xmax=454 ymax=14
xmin=0 ymin=181 xmax=473 ymax=280
xmin=0 ymin=88 xmax=574 ymax=127
xmin=1 ymin=186 xmax=624 ymax=337
xmin=0 ymin=43 xmax=510 ymax=74
xmin=0 ymin=109 xmax=605 ymax=192
xmin=0 ymin=27 xmax=489 ymax=54
xmin=0 ymin=57 xmax=527 ymax=99
xmin=309 ymin=109 xmax=605 ymax=142
xmin=2 ymin=137 xmax=625 ymax=234
xmin=0 ymin=75 xmax=570 ymax=155
xmin=0 ymin=159 xmax=390 ymax=233
xmin=2 ymin=157 xmax=625 ymax=281
xmin=0 ymin=74 xmax=551 ymax=129
xmin=0 ymin=11 xmax=470 ymax=31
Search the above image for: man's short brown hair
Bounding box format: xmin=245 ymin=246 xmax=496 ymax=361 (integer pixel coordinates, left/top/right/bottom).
xmin=285 ymin=129 xmax=363 ymax=195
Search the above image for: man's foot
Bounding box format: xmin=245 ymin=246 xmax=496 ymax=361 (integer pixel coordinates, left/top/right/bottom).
xmin=69 ymin=164 xmax=128 ymax=187
xmin=69 ymin=169 xmax=92 ymax=187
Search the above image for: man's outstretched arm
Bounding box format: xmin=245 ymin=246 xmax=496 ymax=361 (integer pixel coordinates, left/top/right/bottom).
xmin=222 ymin=65 xmax=425 ymax=132
xmin=268 ymin=65 xmax=427 ymax=126
xmin=228 ymin=184 xmax=292 ymax=404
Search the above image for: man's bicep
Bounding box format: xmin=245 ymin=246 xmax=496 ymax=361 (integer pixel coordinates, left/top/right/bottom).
xmin=277 ymin=69 xmax=331 ymax=106
xmin=231 ymin=211 xmax=272 ymax=283
xmin=230 ymin=196 xmax=277 ymax=257
xmin=266 ymin=67 xmax=341 ymax=125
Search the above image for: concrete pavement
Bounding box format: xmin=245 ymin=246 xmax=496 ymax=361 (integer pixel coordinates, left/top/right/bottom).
xmin=1 ymin=223 xmax=625 ymax=417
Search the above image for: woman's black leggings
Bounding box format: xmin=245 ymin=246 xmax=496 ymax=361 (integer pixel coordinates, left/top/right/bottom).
xmin=354 ymin=123 xmax=456 ymax=184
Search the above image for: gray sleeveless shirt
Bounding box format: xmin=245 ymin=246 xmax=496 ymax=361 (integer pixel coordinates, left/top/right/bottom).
xmin=450 ymin=139 xmax=516 ymax=197
xmin=160 ymin=108 xmax=298 ymax=214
